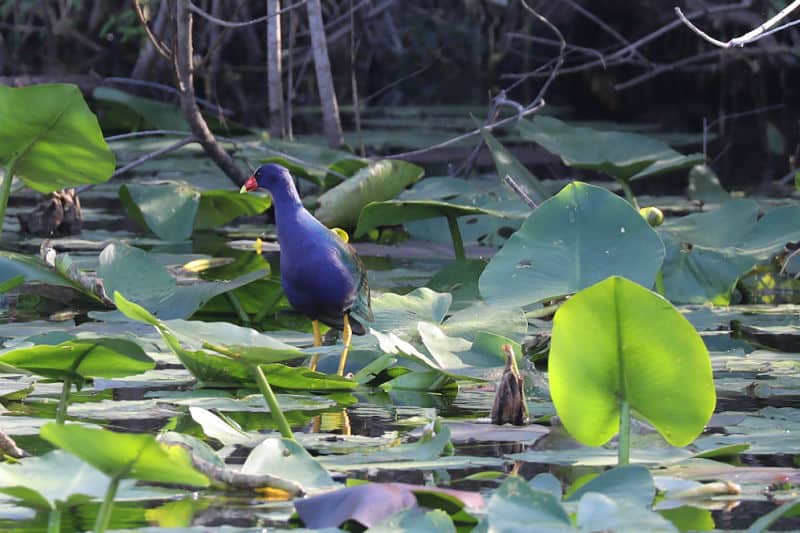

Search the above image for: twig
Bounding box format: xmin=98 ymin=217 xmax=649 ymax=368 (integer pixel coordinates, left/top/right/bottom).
xmin=105 ymin=130 xmax=199 ymax=142
xmin=110 ymin=137 xmax=196 ymax=179
xmin=78 ymin=136 xmax=195 ymax=193
xmin=103 ymin=77 xmax=233 ymax=115
xmin=504 ymin=0 xmax=753 ymax=80
xmin=361 ymin=63 xmax=433 ymax=104
xmin=615 ymin=45 xmax=793 ymax=90
xmin=385 ymin=100 xmax=546 ymax=160
xmin=402 ymin=1 xmax=565 ymax=164
xmin=133 ymin=0 xmax=172 ymax=60
xmin=674 ymin=0 xmax=800 ymax=48
xmin=503 ymin=174 xmax=538 ymax=209
xmin=186 ymin=0 xmax=307 ymax=28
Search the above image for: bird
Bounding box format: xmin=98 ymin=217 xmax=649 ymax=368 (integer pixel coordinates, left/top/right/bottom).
xmin=240 ymin=163 xmax=373 ymax=376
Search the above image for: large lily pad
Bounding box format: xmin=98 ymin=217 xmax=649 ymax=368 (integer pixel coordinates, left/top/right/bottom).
xmin=479 ymin=182 xmax=665 ymax=307
xmin=518 ymin=116 xmax=702 ymax=181
xmin=549 ymin=276 xmax=715 ymax=448
xmin=97 ymin=242 xmax=267 ymax=319
xmin=0 ymin=84 xmax=115 ymax=192
xmin=315 ymin=160 xmax=424 ymax=228
xmin=658 ymin=200 xmax=800 ymax=304
xmin=0 ymin=337 xmax=153 ymax=382
xmin=120 ymin=181 xmax=271 ymax=241
xmin=40 ymin=423 xmax=209 ymax=487
xmin=354 ymin=200 xmax=514 ymax=239
xmin=0 ymin=450 xmax=125 ymax=510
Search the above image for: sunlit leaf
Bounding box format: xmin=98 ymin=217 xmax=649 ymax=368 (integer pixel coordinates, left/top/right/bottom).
xmin=0 ymin=84 xmax=115 ymax=192
xmin=549 ymin=276 xmax=715 ymax=447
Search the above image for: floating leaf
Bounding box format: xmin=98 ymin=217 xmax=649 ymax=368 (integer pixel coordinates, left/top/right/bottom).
xmin=0 ymin=337 xmax=153 ymax=382
xmin=0 ymin=450 xmax=121 ymax=511
xmin=40 ymin=423 xmax=209 ymax=487
xmin=242 ymin=437 xmax=336 ymax=490
xmin=518 ymin=116 xmax=702 ymax=181
xmin=480 ymin=182 xmax=665 ymax=307
xmin=354 ymin=200 xmax=513 ymax=239
xmin=658 ymin=200 xmax=800 ymax=304
xmin=98 ymin=242 xmax=267 ymax=319
xmin=549 ymin=276 xmax=715 ymax=447
xmin=315 ymin=160 xmax=424 ymax=228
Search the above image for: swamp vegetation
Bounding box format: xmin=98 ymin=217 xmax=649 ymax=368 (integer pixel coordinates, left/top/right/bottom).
xmin=0 ymin=1 xmax=800 ymax=532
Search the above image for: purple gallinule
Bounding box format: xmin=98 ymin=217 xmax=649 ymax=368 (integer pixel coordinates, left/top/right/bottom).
xmin=240 ymin=163 xmax=373 ymax=375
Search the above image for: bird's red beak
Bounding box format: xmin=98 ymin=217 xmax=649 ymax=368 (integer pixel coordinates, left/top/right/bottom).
xmin=240 ymin=175 xmax=258 ymax=193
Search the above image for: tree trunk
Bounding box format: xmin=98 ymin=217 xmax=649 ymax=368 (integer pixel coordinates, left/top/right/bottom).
xmin=174 ymin=0 xmax=248 ymax=186
xmin=267 ymin=0 xmax=285 ymax=139
xmin=306 ymin=0 xmax=343 ymax=148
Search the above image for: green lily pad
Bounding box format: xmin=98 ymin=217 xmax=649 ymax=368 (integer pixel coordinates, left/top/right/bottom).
xmin=0 ymin=84 xmax=115 ymax=192
xmin=120 ymin=181 xmax=272 ymax=241
xmin=0 ymin=337 xmax=153 ymax=382
xmin=241 ymin=437 xmax=336 ymax=490
xmin=549 ymin=276 xmax=715 ymax=448
xmin=315 ymin=160 xmax=424 ymax=228
xmin=354 ymin=200 xmax=513 ymax=239
xmin=484 ymin=476 xmax=572 ymax=531
xmin=518 ymin=116 xmax=702 ymax=182
xmin=93 ymin=87 xmax=189 ymax=131
xmin=658 ymin=200 xmax=800 ymax=304
xmin=40 ymin=423 xmax=209 ymax=487
xmin=479 ymin=182 xmax=665 ymax=307
xmin=98 ymin=242 xmax=268 ymax=319
xmin=0 ymin=450 xmax=127 ymax=510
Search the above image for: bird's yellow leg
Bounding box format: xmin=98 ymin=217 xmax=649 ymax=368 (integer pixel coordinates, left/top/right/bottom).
xmin=337 ymin=315 xmax=353 ymax=376
xmin=309 ymin=320 xmax=322 ymax=371
xmin=254 ymin=237 xmax=263 ymax=255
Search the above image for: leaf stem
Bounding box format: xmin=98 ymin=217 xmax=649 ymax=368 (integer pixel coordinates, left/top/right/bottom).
xmin=47 ymin=507 xmax=61 ymax=533
xmin=0 ymin=160 xmax=17 ymax=235
xmin=445 ymin=214 xmax=466 ymax=261
xmin=225 ymin=292 xmax=250 ymax=325
xmin=253 ymin=364 xmax=295 ymax=441
xmin=618 ymin=400 xmax=631 ymax=466
xmin=618 ymin=179 xmax=639 ymax=209
xmin=55 ymin=375 xmax=73 ymax=425
xmin=93 ymin=474 xmax=121 ymax=533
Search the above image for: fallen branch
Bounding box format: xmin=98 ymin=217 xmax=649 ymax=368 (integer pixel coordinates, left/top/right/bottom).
xmin=189 ymin=450 xmax=305 ymax=496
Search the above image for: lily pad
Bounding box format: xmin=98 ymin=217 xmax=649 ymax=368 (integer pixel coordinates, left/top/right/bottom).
xmin=479 ymin=182 xmax=665 ymax=307
xmin=518 ymin=116 xmax=702 ymax=182
xmin=40 ymin=423 xmax=209 ymax=487
xmin=0 ymin=450 xmax=127 ymax=510
xmin=120 ymin=181 xmax=272 ymax=241
xmin=658 ymin=200 xmax=800 ymax=304
xmin=315 ymin=160 xmax=424 ymax=228
xmin=98 ymin=242 xmax=268 ymax=319
xmin=0 ymin=337 xmax=153 ymax=383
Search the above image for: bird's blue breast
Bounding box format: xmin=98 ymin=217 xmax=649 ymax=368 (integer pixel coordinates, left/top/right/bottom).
xmin=277 ymin=213 xmax=358 ymax=318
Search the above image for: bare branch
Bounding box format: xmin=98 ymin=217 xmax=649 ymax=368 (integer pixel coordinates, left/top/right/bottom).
xmin=103 ymin=77 xmax=233 ymax=115
xmin=174 ymin=0 xmax=248 ymax=185
xmin=133 ymin=0 xmax=172 ymax=60
xmin=186 ymin=0 xmax=307 ymax=28
xmin=675 ymin=0 xmax=800 ymax=48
